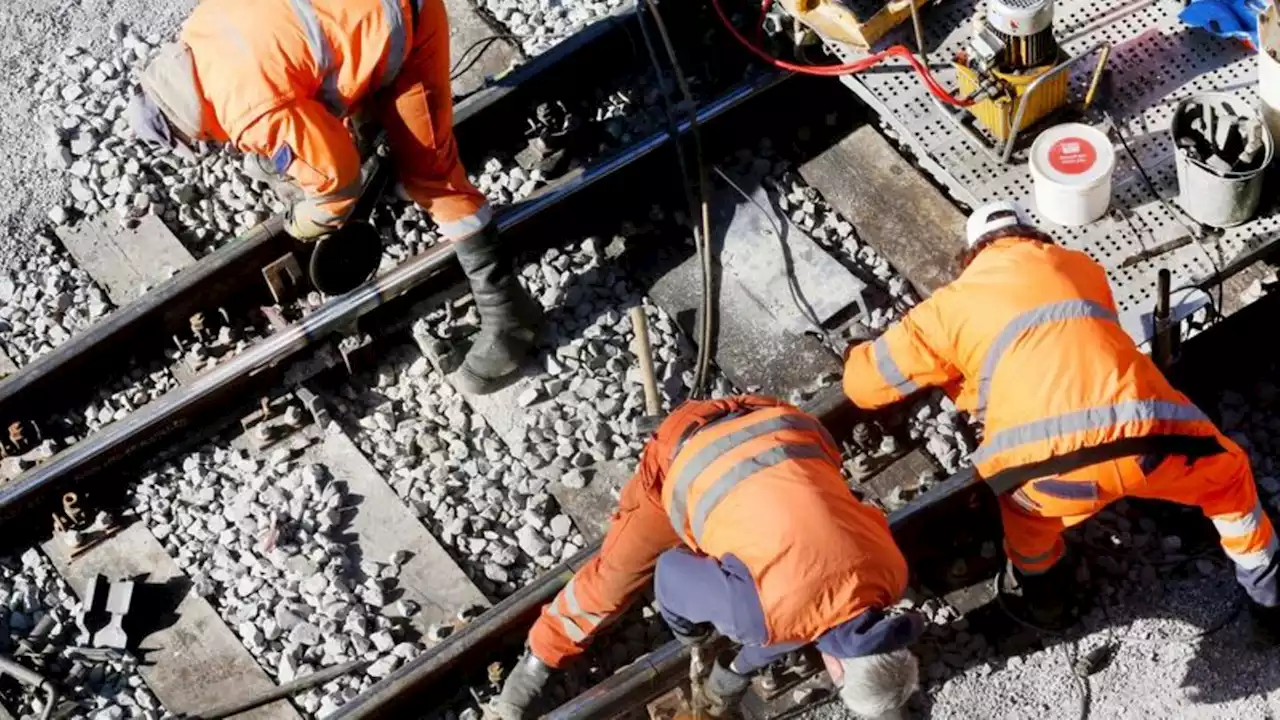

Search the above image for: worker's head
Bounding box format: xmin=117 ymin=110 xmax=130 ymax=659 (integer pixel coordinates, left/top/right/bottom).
xmin=128 ymin=42 xmax=203 ymax=160
xmin=959 ymin=200 xmax=1055 ymax=269
xmin=823 ymin=649 xmax=919 ymax=718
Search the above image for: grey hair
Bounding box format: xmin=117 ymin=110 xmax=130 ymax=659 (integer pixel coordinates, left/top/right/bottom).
xmin=837 ymin=649 xmax=920 ymax=718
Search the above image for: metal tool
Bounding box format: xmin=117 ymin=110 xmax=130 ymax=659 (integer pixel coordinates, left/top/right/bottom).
xmin=1117 ymin=234 xmax=1194 ymax=269
xmin=0 ymin=655 xmax=59 ymax=720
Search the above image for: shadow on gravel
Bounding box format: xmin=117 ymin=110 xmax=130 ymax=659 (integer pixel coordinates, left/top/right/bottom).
xmin=905 ymin=499 xmax=1280 ymax=718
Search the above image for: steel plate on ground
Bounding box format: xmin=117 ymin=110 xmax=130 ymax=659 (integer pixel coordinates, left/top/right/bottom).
xmin=827 ymin=0 xmax=1280 ymax=314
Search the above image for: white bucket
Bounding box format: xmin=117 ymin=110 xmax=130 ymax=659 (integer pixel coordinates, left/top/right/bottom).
xmin=1028 ymin=123 xmax=1116 ymax=226
xmin=1261 ymin=5 xmax=1280 ymax=146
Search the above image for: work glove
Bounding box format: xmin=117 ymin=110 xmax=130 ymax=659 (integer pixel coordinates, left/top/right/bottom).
xmin=489 ymin=651 xmax=554 ymax=720
xmin=702 ymin=657 xmax=751 ymax=718
xmin=286 ymin=206 xmax=335 ymax=241
xmin=842 ymin=321 xmax=875 ymax=362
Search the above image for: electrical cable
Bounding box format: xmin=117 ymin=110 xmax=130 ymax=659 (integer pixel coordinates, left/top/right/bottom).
xmin=1106 ymin=111 xmax=1226 ymax=322
xmin=707 ymin=0 xmax=974 ymax=107
xmin=991 ymin=540 xmax=1246 ymax=720
xmin=643 ymin=0 xmax=717 ymax=400
xmin=450 ymin=35 xmax=512 ymax=80
xmin=713 ymin=166 xmax=841 ymax=350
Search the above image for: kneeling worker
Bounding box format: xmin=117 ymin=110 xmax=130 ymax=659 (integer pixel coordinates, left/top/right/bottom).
xmin=841 ymin=201 xmax=1280 ymax=626
xmin=128 ymin=0 xmax=541 ymax=393
xmin=494 ymin=396 xmax=923 ymax=718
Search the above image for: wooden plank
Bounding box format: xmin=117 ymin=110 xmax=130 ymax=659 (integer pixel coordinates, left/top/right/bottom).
xmin=307 ymin=428 xmax=489 ymax=629
xmin=55 ymin=214 xmax=196 ymax=307
xmin=43 ymin=525 xmax=299 ymax=720
xmin=800 ymin=124 xmax=967 ymax=296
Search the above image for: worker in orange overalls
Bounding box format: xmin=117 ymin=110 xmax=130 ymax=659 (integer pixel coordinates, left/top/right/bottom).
xmin=842 ymin=200 xmax=1280 ymax=628
xmin=493 ymin=396 xmax=923 ymax=719
xmin=126 ymin=0 xmax=541 ymax=394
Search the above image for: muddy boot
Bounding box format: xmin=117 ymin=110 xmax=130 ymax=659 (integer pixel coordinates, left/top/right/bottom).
xmin=453 ymin=224 xmax=544 ymax=394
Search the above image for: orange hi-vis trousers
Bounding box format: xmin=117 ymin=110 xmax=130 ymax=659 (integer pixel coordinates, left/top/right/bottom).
xmin=527 ymin=397 xmax=777 ymax=668
xmin=1001 ymin=434 xmax=1280 ymax=606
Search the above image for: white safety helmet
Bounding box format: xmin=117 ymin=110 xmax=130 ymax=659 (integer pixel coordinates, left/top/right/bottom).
xmin=965 ymin=200 xmax=1031 ymax=248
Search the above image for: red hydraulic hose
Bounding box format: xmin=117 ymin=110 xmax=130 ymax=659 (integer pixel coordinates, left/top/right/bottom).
xmin=709 ymin=0 xmax=974 ymax=107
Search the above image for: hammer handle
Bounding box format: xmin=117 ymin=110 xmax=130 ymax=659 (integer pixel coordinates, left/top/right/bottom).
xmin=630 ymin=306 xmax=662 ymax=416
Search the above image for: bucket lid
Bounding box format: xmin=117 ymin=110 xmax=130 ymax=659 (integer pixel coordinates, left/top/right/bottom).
xmin=1029 ymin=123 xmax=1116 ymax=189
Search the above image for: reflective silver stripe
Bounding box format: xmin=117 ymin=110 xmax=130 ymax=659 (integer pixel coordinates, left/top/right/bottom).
xmin=379 ymin=0 xmax=408 ymax=89
xmin=561 ymin=579 xmax=605 ymax=629
xmin=689 ymin=443 xmax=827 ymax=542
xmin=668 ymin=413 xmax=827 ymax=538
xmin=972 ymin=400 xmax=1208 ymax=466
xmin=287 ymin=0 xmax=346 ymax=115
xmin=976 ymin=300 xmax=1117 ymax=421
xmin=872 ymin=336 xmax=918 ymax=396
xmin=438 ymin=204 xmax=494 ymax=240
xmin=1225 ymin=533 xmax=1280 ymax=570
xmin=545 ymin=604 xmax=587 ymax=642
xmin=1214 ymin=503 xmax=1265 ymax=538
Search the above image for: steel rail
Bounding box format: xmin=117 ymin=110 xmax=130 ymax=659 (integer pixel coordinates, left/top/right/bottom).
xmin=0 ymin=10 xmax=645 ymax=430
xmin=541 ymin=460 xmax=978 ymax=719
xmin=330 ymin=384 xmax=864 ymax=719
xmin=0 ymin=69 xmax=787 ymax=520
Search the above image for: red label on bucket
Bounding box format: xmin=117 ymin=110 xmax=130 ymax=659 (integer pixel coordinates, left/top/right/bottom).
xmin=1047 ymin=137 xmax=1097 ymax=175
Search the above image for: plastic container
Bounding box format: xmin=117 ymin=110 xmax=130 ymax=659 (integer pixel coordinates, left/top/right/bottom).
xmin=1172 ymin=93 xmax=1273 ymax=228
xmin=1028 ymin=122 xmax=1116 ymax=226
xmin=1261 ymin=6 xmax=1280 ymax=145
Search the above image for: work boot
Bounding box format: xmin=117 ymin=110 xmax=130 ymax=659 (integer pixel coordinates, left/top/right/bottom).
xmin=490 ymin=652 xmax=554 ymax=720
xmin=1000 ymin=561 xmax=1073 ymax=631
xmin=1248 ymin=601 xmax=1280 ymax=646
xmin=702 ymin=658 xmax=751 ymax=718
xmin=453 ymin=224 xmax=544 ymax=394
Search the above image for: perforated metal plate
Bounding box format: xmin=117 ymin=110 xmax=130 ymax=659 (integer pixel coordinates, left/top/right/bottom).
xmin=828 ymin=0 xmax=1279 ymax=314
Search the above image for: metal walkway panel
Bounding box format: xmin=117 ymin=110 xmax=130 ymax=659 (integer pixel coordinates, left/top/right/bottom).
xmin=830 ymin=0 xmax=1279 ymax=314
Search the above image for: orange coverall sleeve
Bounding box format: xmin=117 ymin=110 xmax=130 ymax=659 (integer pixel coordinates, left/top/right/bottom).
xmin=843 ymin=295 xmax=961 ymax=409
xmin=237 ymin=100 xmax=363 ymax=232
xmin=527 ymin=440 xmax=682 ymax=667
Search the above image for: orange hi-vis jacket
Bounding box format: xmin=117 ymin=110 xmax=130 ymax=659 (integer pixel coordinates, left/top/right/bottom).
xmin=844 ymin=237 xmax=1221 ymax=493
xmin=182 ymin=0 xmax=488 ymax=237
xmin=659 ymin=400 xmax=909 ymax=644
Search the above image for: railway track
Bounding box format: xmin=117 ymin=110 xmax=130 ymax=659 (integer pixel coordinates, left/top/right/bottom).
xmin=0 ymin=1 xmax=1276 ymax=718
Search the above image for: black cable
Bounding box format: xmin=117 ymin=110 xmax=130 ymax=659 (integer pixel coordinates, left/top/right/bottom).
xmin=1107 ymin=111 xmax=1226 ymax=321
xmin=713 ymin=166 xmax=839 ymax=350
xmin=641 ymin=0 xmax=717 ymax=400
xmin=990 ymin=549 xmax=1244 ymax=720
xmin=450 ymin=35 xmax=508 ymax=80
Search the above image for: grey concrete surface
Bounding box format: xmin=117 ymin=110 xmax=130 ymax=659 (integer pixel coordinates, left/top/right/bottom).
xmin=0 ymin=1 xmax=198 ymax=273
